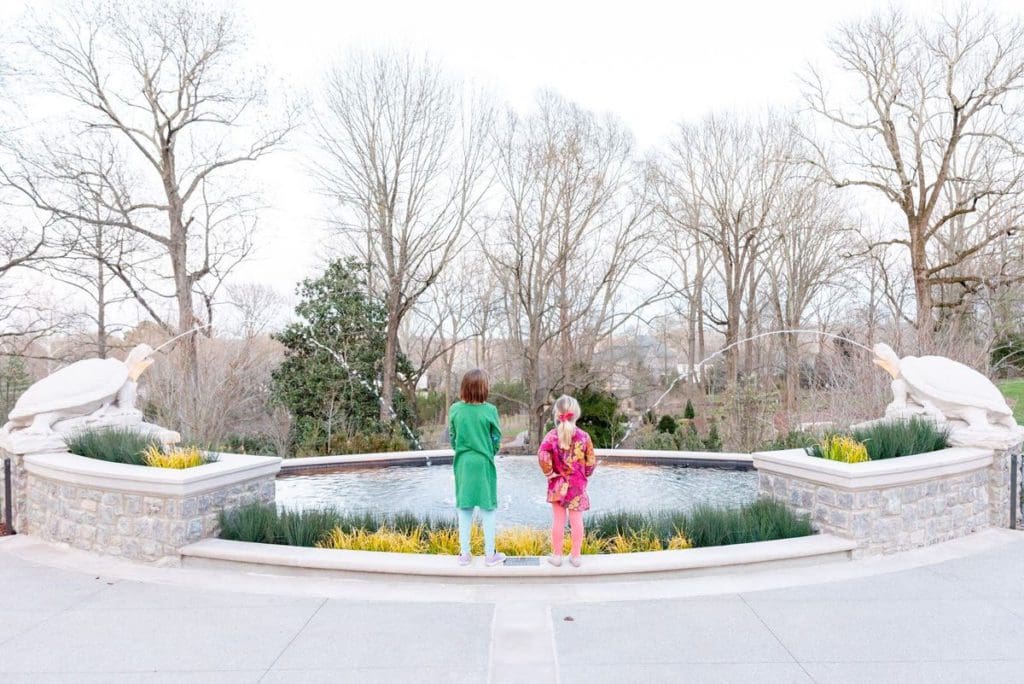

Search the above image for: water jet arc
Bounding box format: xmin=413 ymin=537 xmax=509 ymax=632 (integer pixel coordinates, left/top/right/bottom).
xmin=615 ymin=329 xmax=875 ymax=448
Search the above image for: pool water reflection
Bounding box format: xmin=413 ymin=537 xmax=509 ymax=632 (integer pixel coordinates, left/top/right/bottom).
xmin=276 ymin=456 xmax=758 ymax=528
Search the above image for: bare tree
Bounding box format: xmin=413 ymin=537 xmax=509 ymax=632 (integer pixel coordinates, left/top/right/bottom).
xmin=48 ymin=192 xmax=157 ymax=358
xmin=402 ymin=260 xmax=480 ymax=410
xmin=466 ymin=266 xmax=503 ymax=373
xmin=1 ymin=1 xmax=292 ymax=401
xmin=488 ymin=92 xmax=653 ymax=442
xmin=661 ymin=112 xmax=796 ymax=383
xmin=763 ymin=180 xmax=854 ymax=412
xmin=803 ymin=4 xmax=1024 ymax=347
xmin=141 ymin=329 xmax=286 ymax=448
xmin=1 ymin=63 xmax=63 ymax=351
xmin=652 ymin=158 xmax=714 ymax=384
xmin=312 ymin=50 xmax=493 ymax=423
xmin=222 ymin=281 xmax=289 ymax=340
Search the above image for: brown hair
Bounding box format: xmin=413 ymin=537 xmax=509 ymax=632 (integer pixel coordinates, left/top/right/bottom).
xmin=460 ymin=368 xmax=489 ymax=403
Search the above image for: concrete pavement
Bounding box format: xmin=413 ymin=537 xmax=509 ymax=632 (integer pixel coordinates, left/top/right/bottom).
xmin=2 ymin=530 xmax=1024 ymax=682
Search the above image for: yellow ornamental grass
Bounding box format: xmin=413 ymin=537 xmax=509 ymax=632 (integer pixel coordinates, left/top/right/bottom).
xmin=426 ymin=525 xmax=488 ymax=555
xmin=604 ymin=529 xmax=664 ymax=553
xmin=563 ymin=532 xmax=608 ymax=555
xmin=143 ymin=445 xmax=207 ymax=469
xmin=495 ymin=526 xmax=548 ymax=557
xmin=820 ymin=435 xmax=870 ymax=463
xmin=317 ymin=526 xmax=424 ymax=553
xmin=424 ymin=527 xmax=462 ymax=555
xmin=467 ymin=524 xmax=484 ymax=555
xmin=667 ymin=533 xmax=693 ymax=550
xmin=313 ymin=524 xmax=684 ymax=556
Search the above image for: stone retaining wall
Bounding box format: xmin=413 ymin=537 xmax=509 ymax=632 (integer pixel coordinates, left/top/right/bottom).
xmin=759 ymin=467 xmax=990 ymax=557
xmin=754 ymin=446 xmax=1010 ymax=558
xmin=987 ymin=449 xmax=1014 ymax=527
xmin=0 ymin=446 xmax=281 ymax=563
xmin=23 ymin=471 xmax=275 ymax=563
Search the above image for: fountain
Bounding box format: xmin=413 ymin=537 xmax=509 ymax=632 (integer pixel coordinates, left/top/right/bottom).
xmin=615 ymin=329 xmax=876 ymax=448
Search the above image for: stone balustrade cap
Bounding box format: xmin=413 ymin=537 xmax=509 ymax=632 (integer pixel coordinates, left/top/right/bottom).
xmin=753 ymin=446 xmax=994 ymax=490
xmin=22 ymin=451 xmax=282 ymax=497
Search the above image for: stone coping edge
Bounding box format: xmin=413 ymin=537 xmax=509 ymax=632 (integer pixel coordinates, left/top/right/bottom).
xmin=23 ymin=451 xmax=282 ymax=497
xmin=279 ymin=448 xmax=754 ymax=472
xmin=752 ymin=446 xmax=994 ymax=490
xmin=180 ymin=533 xmax=854 ymax=579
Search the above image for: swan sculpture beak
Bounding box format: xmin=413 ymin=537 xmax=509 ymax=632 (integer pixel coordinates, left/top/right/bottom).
xmin=873 ymin=357 xmax=898 ymax=379
xmin=129 ymin=357 xmax=155 ymax=381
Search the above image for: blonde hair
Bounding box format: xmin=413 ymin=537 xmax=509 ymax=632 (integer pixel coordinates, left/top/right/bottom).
xmin=552 ymin=394 xmax=581 ymax=451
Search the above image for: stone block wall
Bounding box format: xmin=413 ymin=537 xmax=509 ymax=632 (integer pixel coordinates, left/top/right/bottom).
xmin=23 ymin=472 xmax=275 ymax=563
xmin=759 ymin=468 xmax=990 ymax=557
xmin=987 ymin=449 xmax=1014 ymax=527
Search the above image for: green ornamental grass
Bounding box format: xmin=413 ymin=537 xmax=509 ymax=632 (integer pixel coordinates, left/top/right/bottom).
xmin=65 ymin=428 xmax=162 ymax=466
xmin=220 ymin=498 xmax=812 ymax=552
xmin=850 ymin=417 xmax=949 ymax=460
xmin=806 ymin=418 xmax=949 ymax=461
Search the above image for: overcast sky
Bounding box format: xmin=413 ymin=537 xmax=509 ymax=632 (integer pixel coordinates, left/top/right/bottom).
xmin=4 ymin=0 xmax=1022 ymax=306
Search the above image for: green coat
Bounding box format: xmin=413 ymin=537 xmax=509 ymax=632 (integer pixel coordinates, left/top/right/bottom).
xmin=448 ymin=401 xmax=502 ymax=509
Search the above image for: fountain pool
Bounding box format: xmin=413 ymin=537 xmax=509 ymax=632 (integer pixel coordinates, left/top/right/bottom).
xmin=275 ymin=456 xmax=759 ymax=528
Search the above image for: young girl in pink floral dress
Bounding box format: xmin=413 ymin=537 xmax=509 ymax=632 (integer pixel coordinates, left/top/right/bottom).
xmin=537 ymin=394 xmax=596 ymax=567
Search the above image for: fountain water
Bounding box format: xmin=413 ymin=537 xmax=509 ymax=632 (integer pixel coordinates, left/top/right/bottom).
xmin=150 ymin=323 xmax=215 ymax=354
xmin=615 ymin=329 xmax=875 ymax=448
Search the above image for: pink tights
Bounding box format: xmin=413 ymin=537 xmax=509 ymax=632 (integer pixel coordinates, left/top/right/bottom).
xmin=551 ymin=503 xmax=584 ymax=558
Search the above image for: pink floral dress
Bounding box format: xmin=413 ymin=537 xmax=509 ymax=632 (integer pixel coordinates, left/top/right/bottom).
xmin=537 ymin=428 xmax=597 ymax=511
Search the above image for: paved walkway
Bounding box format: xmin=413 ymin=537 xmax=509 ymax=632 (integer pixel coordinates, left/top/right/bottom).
xmin=2 ymin=530 xmax=1024 ymax=682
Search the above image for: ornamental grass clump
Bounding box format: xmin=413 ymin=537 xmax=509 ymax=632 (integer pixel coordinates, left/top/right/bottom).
xmin=805 ymin=418 xmax=949 ymax=461
xmin=277 ymin=508 xmax=345 ymax=547
xmin=317 ymin=526 xmax=425 ymax=553
xmin=818 ymin=435 xmax=870 ymax=464
xmin=850 ymin=417 xmax=949 ymax=460
xmin=495 ymin=526 xmax=548 ymax=556
xmin=667 ymin=532 xmax=693 ymax=550
xmin=604 ymin=528 xmax=664 ymax=553
xmin=564 ymin=532 xmax=609 ymax=555
xmin=219 ymin=502 xmax=279 ymax=544
xmin=66 ymin=428 xmax=160 ymax=465
xmin=219 ymin=504 xmax=342 ymax=546
xmin=424 ymin=527 xmax=462 ymax=555
xmin=219 ymin=499 xmax=812 ymax=552
xmin=143 ymin=444 xmax=213 ymax=469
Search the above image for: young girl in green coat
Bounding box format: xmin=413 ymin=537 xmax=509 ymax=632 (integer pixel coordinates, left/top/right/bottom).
xmin=448 ymin=369 xmax=505 ymax=567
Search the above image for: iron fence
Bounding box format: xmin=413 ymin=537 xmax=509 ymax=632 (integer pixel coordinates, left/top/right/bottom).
xmin=1014 ymin=452 xmax=1023 ymax=530
xmin=3 ymin=457 xmax=11 ymax=534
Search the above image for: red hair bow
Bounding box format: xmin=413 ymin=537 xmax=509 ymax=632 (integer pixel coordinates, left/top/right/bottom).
xmin=558 ymin=412 xmax=575 ymax=422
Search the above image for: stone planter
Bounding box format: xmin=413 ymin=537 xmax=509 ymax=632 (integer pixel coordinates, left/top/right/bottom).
xmin=12 ymin=450 xmax=280 ymax=563
xmin=754 ymin=446 xmax=1011 ymax=557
